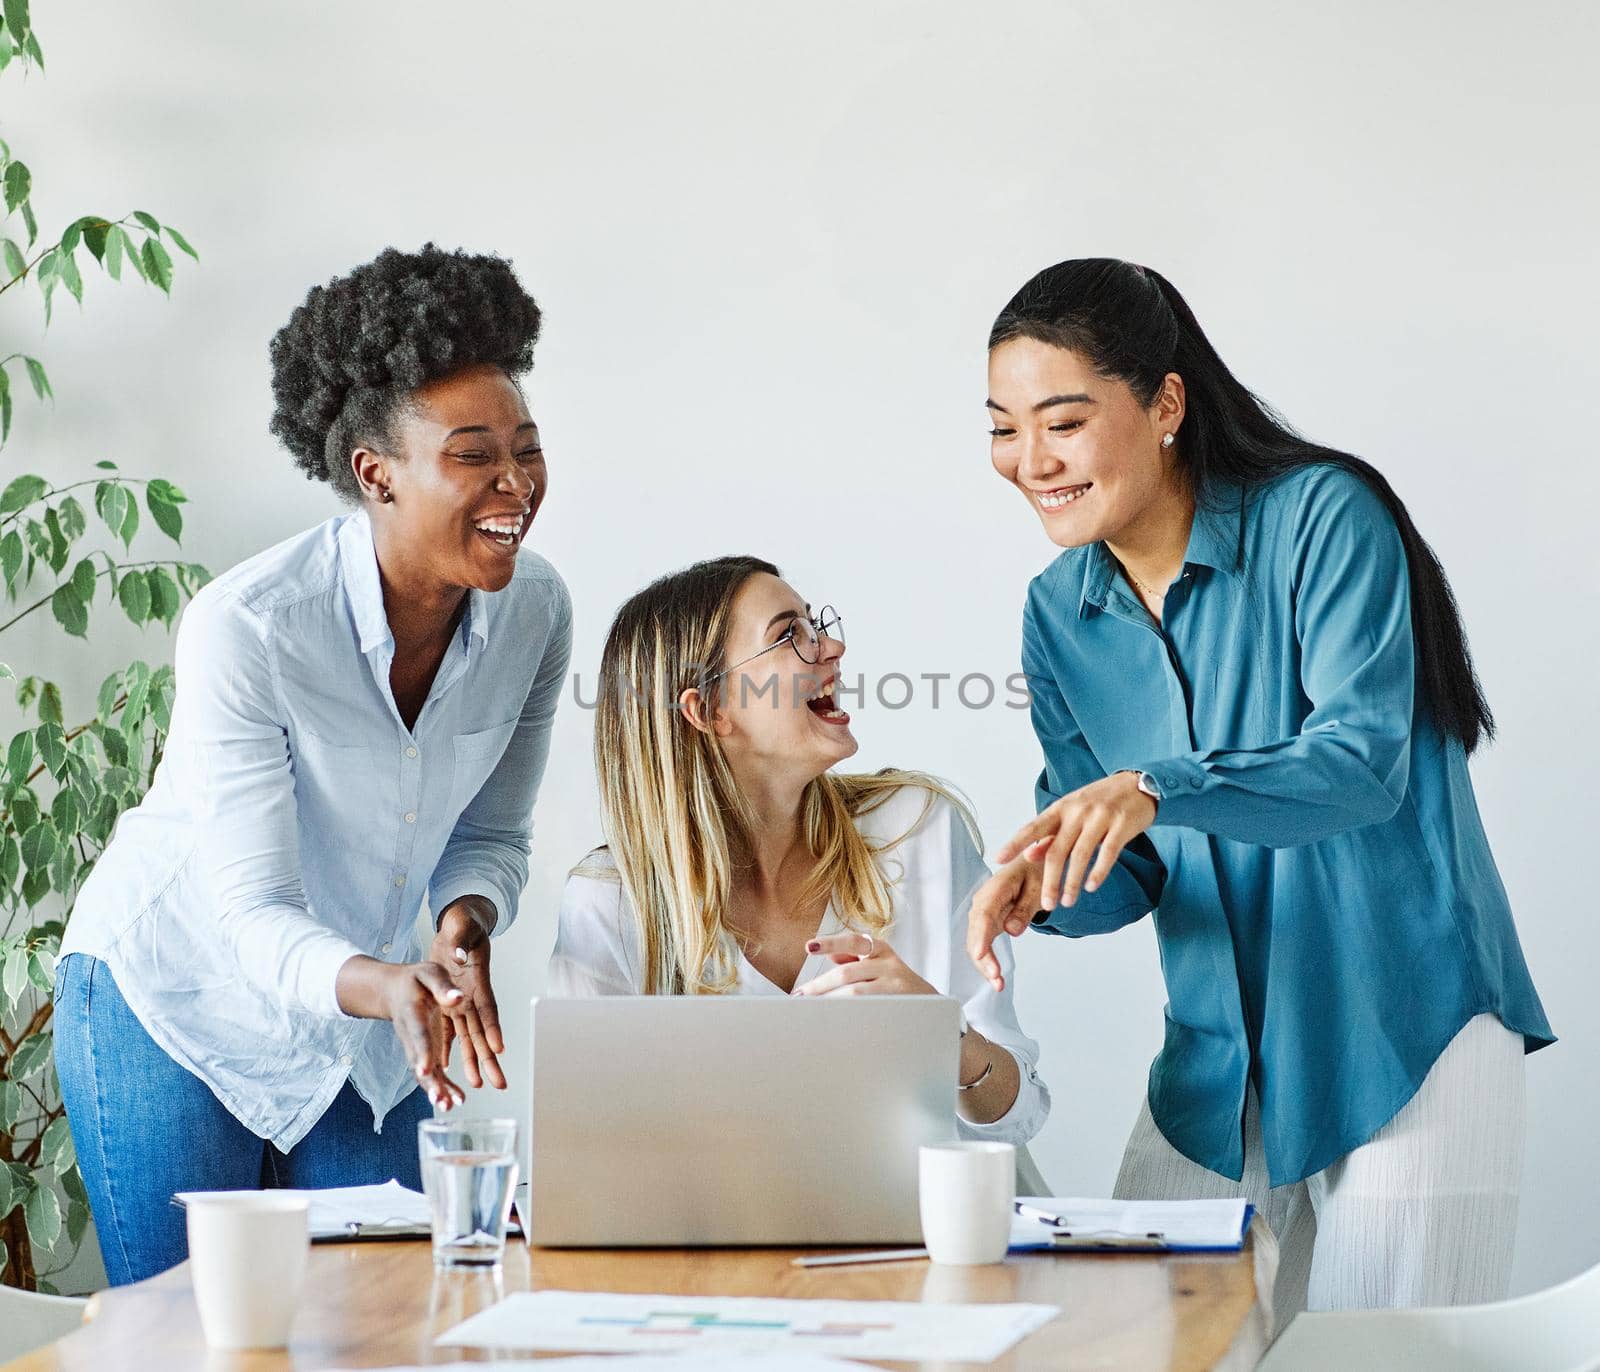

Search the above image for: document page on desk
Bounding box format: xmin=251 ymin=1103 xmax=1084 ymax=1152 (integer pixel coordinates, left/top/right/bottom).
xmin=335 ymin=1361 xmax=878 ymax=1372
xmin=1010 ymin=1196 xmax=1250 ymax=1250
xmin=437 ymin=1290 xmax=1058 ymax=1362
xmin=175 ymin=1179 xmax=430 ymax=1239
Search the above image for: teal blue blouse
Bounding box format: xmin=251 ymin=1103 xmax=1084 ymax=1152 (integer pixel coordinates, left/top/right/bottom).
xmin=1023 ymin=464 xmax=1552 ymax=1186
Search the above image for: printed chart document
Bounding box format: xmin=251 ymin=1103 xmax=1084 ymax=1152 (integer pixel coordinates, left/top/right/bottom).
xmin=332 ymin=1361 xmax=876 ymax=1372
xmin=437 ymin=1290 xmax=1059 ymax=1362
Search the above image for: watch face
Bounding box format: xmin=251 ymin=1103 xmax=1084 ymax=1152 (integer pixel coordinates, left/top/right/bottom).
xmin=1137 ymin=772 xmax=1160 ymax=799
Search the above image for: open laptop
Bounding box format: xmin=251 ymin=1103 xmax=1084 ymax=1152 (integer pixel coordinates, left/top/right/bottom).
xmin=527 ymin=995 xmax=960 ymax=1247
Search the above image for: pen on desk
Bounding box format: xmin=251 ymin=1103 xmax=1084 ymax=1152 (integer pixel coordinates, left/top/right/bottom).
xmin=1013 ymin=1200 xmax=1069 ymax=1228
xmin=791 ymin=1247 xmax=929 ymax=1268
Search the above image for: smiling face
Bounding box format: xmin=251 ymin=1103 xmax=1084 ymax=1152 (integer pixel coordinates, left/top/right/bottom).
xmin=354 ymin=362 xmax=546 ymax=593
xmin=987 ymin=336 xmax=1184 ymax=549
xmin=708 ymin=573 xmax=856 ymax=781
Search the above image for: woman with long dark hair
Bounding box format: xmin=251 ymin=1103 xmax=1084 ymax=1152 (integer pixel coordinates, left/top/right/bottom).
xmin=967 ymin=258 xmax=1551 ymax=1323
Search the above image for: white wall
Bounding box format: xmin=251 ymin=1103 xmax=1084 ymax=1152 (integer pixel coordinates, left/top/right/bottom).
xmin=13 ymin=0 xmax=1596 ymax=1296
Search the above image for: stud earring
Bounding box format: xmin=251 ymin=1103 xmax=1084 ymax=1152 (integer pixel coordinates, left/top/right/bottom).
xmin=1161 ymin=433 xmax=1175 ymax=449
xmin=380 ymin=487 xmax=392 ymax=503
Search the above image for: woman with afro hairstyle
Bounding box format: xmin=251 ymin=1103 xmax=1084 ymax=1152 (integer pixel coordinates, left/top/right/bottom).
xmin=54 ymin=243 xmax=571 ymax=1285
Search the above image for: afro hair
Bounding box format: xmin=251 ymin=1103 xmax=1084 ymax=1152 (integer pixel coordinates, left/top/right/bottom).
xmin=268 ymin=243 xmax=543 ymax=502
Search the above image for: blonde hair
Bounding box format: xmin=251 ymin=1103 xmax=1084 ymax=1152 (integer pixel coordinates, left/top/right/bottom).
xmin=586 ymin=555 xmax=980 ymax=995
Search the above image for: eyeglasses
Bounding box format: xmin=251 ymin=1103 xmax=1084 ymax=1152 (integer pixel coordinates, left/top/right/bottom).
xmin=700 ymin=605 xmax=844 ymax=686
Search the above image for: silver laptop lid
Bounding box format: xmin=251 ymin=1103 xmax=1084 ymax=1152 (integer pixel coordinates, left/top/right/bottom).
xmin=529 ymin=995 xmax=960 ymax=1247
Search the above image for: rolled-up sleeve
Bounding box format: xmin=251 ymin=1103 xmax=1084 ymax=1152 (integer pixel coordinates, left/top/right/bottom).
xmin=178 ymin=592 xmax=362 ymax=1019
xmin=945 ymin=806 xmax=1051 ymax=1147
xmin=1024 ymin=600 xmax=1167 ymax=937
xmin=429 ymin=578 xmax=572 ymax=933
xmin=1138 ymin=472 xmax=1414 ymax=847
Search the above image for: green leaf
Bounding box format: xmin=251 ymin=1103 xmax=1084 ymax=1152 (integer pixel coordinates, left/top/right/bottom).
xmin=140 ymin=236 xmax=173 ymax=294
xmin=95 ymin=459 xmax=118 ymax=471
xmin=147 ymin=486 xmax=182 ymax=542
xmin=7 ymin=728 xmax=34 ymax=780
xmin=66 ymin=1194 xmax=89 ymax=1243
xmin=21 ymin=865 xmax=48 ymax=904
xmin=2 ymin=238 xmax=24 ymax=279
xmin=96 ymin=671 xmax=120 ymax=720
xmin=50 ymin=786 xmax=81 ymax=836
xmin=9 ymin=788 xmax=39 ymax=833
xmin=10 ymin=1031 xmax=52 ymax=1082
xmin=1 ymin=941 xmax=26 ymax=1003
xmin=2 ymin=159 xmax=29 ymax=214
xmin=119 ymin=490 xmax=140 ymax=547
xmin=131 ymin=210 xmax=160 ymax=234
xmin=93 ymin=721 xmax=128 ymax=769
xmin=60 ymin=219 xmax=82 ymax=253
xmin=0 ymin=473 xmax=47 ymax=515
xmin=33 ymin=723 xmax=65 ymax=777
xmin=20 ymin=819 xmax=57 ymax=872
xmin=59 ymin=495 xmax=85 ymax=542
xmin=40 ymin=1117 xmax=73 ymax=1170
xmin=147 ymin=567 xmax=180 ymax=626
xmin=58 ymin=247 xmax=83 ymax=304
xmin=24 ymin=356 xmax=50 ymax=401
xmin=147 ymin=477 xmax=188 ymax=506
xmin=96 ymin=481 xmax=130 ymax=541
xmin=0 ymin=833 xmax=19 ymax=889
xmin=49 ymin=841 xmax=76 ymax=897
xmin=103 ymin=221 xmax=123 ymax=280
xmin=26 ymin=946 xmax=52 ymax=993
xmin=163 ymin=224 xmax=198 ymax=260
xmin=23 ymin=27 xmax=42 ymax=71
xmin=38 ymin=680 xmax=62 ymax=724
xmin=50 ymin=583 xmax=87 ymax=637
xmin=116 ymin=226 xmax=143 ymax=280
xmin=149 ymin=665 xmax=177 ymax=732
xmin=118 ymin=569 xmax=151 ymax=624
xmin=81 ymin=218 xmax=109 ymax=261
xmin=1 ymin=529 xmax=22 ymax=592
xmin=0 ymin=1082 xmax=20 ymax=1135
xmin=1 ymin=0 xmax=28 ymax=51
xmin=70 ymin=555 xmax=95 ymax=604
xmin=42 ymin=505 xmax=68 ymax=572
xmin=21 ymin=198 xmax=37 ymax=246
xmin=24 ymin=1179 xmax=62 ymax=1248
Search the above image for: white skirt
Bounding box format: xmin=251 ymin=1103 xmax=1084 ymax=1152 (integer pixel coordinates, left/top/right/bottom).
xmin=1114 ymin=1012 xmax=1526 ymax=1332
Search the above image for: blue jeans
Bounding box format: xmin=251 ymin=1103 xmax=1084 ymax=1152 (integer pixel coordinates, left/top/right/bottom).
xmin=53 ymin=953 xmax=433 ymax=1286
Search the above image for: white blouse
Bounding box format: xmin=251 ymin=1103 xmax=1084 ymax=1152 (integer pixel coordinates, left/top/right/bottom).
xmin=549 ymin=786 xmax=1051 ymax=1150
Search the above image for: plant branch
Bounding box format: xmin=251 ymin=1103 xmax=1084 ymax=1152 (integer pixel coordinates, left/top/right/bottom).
xmin=0 ymin=559 xmax=184 ymax=636
xmin=0 ymin=478 xmax=150 ymax=536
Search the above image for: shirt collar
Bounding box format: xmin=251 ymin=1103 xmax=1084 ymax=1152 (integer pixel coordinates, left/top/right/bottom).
xmin=1077 ymin=478 xmax=1248 ymax=617
xmin=338 ymin=512 xmax=491 ymax=655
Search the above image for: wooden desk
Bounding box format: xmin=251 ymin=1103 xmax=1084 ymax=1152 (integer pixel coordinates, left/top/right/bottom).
xmin=5 ymin=1231 xmax=1271 ymax=1371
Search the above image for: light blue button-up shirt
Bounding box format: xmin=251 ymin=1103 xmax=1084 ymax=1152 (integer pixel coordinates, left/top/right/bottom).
xmin=1023 ymin=464 xmax=1552 ymax=1186
xmin=61 ymin=512 xmax=571 ymax=1149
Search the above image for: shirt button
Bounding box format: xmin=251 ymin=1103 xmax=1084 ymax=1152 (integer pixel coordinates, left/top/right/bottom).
xmin=1189 ymin=777 xmax=1203 ymax=790
xmin=405 ymin=746 xmax=418 ymax=758
xmin=394 ymin=876 xmax=406 ymax=888
xmin=381 ymin=942 xmax=392 ymax=954
xmin=340 ymin=1054 xmax=353 ymax=1067
xmin=404 ymin=812 xmax=417 ymax=824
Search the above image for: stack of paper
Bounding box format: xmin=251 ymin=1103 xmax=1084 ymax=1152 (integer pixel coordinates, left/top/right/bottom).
xmin=1009 ymin=1196 xmax=1251 ymax=1252
xmin=175 ymin=1179 xmax=433 ymax=1240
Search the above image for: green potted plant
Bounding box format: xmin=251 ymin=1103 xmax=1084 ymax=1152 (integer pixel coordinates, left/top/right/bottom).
xmin=0 ymin=0 xmax=207 ymax=1290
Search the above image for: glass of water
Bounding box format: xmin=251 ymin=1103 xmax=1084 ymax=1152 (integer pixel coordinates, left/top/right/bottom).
xmin=418 ymin=1118 xmax=520 ymax=1268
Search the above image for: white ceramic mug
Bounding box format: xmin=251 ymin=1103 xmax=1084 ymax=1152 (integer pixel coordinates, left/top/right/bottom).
xmin=185 ymin=1193 xmax=309 ymax=1349
xmin=918 ymin=1141 xmax=1015 ymax=1265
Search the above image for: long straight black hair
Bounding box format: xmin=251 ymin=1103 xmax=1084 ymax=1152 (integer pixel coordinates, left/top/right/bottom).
xmin=989 ymin=258 xmax=1493 ymax=753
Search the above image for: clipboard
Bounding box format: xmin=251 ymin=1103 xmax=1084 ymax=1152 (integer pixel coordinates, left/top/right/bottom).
xmin=1007 ymin=1198 xmax=1255 ymax=1254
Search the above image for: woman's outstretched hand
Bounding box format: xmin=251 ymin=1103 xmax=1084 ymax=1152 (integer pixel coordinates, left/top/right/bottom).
xmin=965 ymin=856 xmax=1045 ymax=993
xmin=335 ymin=956 xmax=467 ymax=1110
xmin=968 ymin=772 xmax=1158 ymax=992
xmin=791 ymin=932 xmax=937 ymax=998
xmin=429 ymin=898 xmax=506 ymax=1091
xmin=996 ymin=772 xmax=1157 ymax=913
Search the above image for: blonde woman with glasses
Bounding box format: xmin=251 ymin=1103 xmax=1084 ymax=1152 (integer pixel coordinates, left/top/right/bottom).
xmin=549 ymin=556 xmax=1050 ymax=1182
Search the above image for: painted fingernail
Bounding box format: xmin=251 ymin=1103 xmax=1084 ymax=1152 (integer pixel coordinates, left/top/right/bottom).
xmin=806 ymin=941 xmax=820 ymax=953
